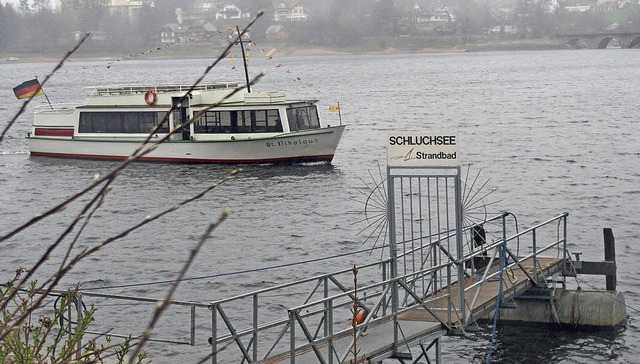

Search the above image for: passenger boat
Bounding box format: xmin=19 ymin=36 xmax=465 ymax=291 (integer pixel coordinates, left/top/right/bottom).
xmin=27 ymin=83 xmax=345 ymax=164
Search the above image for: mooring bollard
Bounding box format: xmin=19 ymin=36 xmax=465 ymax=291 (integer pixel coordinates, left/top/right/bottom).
xmin=603 ymin=228 xmax=617 ymax=291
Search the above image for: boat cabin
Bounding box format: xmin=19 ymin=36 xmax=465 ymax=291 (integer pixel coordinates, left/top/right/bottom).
xmin=34 ymin=83 xmax=323 ymax=142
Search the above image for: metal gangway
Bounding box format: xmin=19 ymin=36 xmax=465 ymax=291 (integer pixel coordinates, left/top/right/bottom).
xmin=21 ymin=164 xmax=570 ymax=363
xmin=204 ymin=212 xmax=568 ymax=363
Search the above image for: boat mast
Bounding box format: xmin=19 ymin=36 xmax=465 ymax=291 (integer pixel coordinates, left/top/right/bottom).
xmin=236 ymin=25 xmax=251 ymax=93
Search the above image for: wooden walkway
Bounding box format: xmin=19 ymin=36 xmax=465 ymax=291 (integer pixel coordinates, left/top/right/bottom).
xmin=399 ymin=256 xmax=565 ymax=324
xmin=262 ymin=256 xmax=564 ymax=363
xmin=260 ymin=319 xmax=445 ymax=363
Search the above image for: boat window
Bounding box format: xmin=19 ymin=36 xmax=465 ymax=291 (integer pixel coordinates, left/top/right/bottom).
xmin=79 ymin=112 xmax=170 ymax=134
xmin=286 ymin=105 xmax=320 ymax=132
xmin=195 ymin=109 xmax=282 ymax=134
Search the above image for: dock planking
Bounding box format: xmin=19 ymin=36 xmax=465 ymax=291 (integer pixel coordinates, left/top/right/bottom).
xmin=261 ymin=256 xmax=564 ymax=363
xmin=399 ymin=256 xmax=565 ymax=324
xmin=260 ymin=319 xmax=445 ymax=363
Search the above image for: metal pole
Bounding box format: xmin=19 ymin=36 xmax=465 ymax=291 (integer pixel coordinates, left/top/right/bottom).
xmin=327 ymin=300 xmax=334 ymax=364
xmin=447 ymin=264 xmax=452 ymax=326
xmin=501 ymin=213 xmax=507 ymax=302
xmin=454 ymin=167 xmax=465 ymax=324
xmin=604 ymin=228 xmax=617 ymax=291
xmin=67 ymin=297 xmax=72 ymax=343
xmin=382 ymin=262 xmax=388 ymax=316
xmin=253 ymin=294 xmax=258 ymax=362
xmin=211 ymin=305 xmax=217 ymax=364
xmin=235 ymin=26 xmax=251 ymax=93
xmin=289 ymin=310 xmax=296 ymax=364
xmin=75 ymin=294 xmax=83 ymax=361
xmin=190 ymin=306 xmax=196 ymax=346
xmin=532 ymin=229 xmax=537 ymax=281
xmin=387 ymin=166 xmax=399 ymax=352
xmin=35 ymin=76 xmax=53 ymax=110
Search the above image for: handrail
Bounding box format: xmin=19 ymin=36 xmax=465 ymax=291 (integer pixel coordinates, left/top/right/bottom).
xmin=85 ymin=83 xmax=240 ymax=97
xmin=209 ymin=259 xmax=389 ymax=306
xmin=8 ymin=212 xmax=570 ymax=364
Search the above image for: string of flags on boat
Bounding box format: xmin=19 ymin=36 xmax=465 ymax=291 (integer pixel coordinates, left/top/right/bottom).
xmin=105 ymin=32 xmax=225 ymax=69
xmin=73 ymin=27 xmax=302 ymax=80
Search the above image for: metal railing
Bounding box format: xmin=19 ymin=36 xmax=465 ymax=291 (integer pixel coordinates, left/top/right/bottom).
xmin=462 ymin=212 xmax=569 ymax=326
xmin=206 ymin=212 xmax=569 ymax=363
xmin=6 ymin=212 xmax=570 ymax=363
xmin=86 ymin=83 xmax=240 ymax=97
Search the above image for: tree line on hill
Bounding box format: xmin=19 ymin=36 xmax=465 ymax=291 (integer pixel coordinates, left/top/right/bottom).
xmin=1 ymin=0 xmax=640 ymax=56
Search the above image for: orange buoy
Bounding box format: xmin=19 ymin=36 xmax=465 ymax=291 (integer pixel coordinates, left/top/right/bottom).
xmin=144 ymin=88 xmax=157 ymax=105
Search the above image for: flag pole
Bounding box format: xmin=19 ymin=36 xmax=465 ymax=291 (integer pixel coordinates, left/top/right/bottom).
xmin=338 ymin=101 xmax=342 ymax=126
xmin=35 ymin=76 xmax=53 ymax=110
xmin=236 ymin=25 xmax=251 ymax=93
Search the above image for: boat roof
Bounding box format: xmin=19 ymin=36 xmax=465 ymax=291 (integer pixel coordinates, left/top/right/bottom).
xmin=85 ymin=83 xmax=240 ymax=97
xmin=79 ymin=82 xmax=320 ymax=108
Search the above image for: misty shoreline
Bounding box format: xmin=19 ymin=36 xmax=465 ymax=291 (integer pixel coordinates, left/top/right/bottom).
xmin=0 ymin=38 xmax=571 ymax=64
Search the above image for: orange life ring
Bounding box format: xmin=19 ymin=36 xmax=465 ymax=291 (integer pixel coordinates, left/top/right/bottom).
xmin=144 ymin=88 xmax=157 ymax=105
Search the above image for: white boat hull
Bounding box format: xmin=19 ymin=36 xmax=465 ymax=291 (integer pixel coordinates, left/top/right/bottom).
xmin=28 ymin=126 xmax=345 ymax=164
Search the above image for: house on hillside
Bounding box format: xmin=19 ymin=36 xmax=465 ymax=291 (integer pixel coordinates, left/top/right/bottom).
xmin=266 ymin=25 xmax=289 ymax=41
xmin=565 ymin=0 xmax=596 ymax=11
xmin=272 ymin=0 xmax=313 ymax=22
xmin=592 ymin=1 xmax=621 ymax=12
xmin=192 ymin=0 xmax=218 ymax=15
xmin=108 ymin=0 xmax=153 ymax=19
xmin=429 ymin=7 xmax=454 ymax=26
xmin=160 ymin=20 xmax=218 ymax=43
xmin=413 ymin=2 xmax=455 ymax=29
xmin=216 ymin=4 xmax=250 ymax=20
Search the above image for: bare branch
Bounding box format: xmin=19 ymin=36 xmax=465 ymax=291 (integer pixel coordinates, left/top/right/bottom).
xmin=127 ymin=209 xmax=230 ymax=361
xmin=0 ymin=33 xmax=91 ymax=142
xmin=0 ymin=169 xmax=240 ymax=341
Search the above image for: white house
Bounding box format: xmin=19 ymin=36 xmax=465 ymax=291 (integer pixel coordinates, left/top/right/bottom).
xmin=272 ymin=0 xmax=313 ymax=22
xmin=215 ymin=4 xmax=249 ymax=20
xmin=108 ymin=0 xmax=151 ymax=19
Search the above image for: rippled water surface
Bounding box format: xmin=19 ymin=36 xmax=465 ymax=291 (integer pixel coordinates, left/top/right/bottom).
xmin=1 ymin=49 xmax=639 ymax=363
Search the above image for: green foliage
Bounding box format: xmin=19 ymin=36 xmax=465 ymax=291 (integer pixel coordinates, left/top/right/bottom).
xmin=0 ymin=271 xmax=146 ymax=364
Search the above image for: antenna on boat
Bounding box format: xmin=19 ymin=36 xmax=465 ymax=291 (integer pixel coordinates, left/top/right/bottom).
xmin=236 ymin=25 xmax=251 ymax=93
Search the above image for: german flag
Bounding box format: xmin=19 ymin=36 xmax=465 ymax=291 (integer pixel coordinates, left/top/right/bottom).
xmin=13 ymin=78 xmax=44 ymax=99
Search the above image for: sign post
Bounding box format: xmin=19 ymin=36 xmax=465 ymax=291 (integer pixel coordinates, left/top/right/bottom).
xmin=387 ymin=131 xmax=459 ymax=168
xmin=386 ymin=131 xmax=464 ymax=339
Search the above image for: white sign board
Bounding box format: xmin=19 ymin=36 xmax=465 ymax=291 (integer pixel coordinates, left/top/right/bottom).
xmin=387 ymin=131 xmax=459 ymax=167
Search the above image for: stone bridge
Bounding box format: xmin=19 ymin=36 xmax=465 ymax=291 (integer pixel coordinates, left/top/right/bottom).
xmin=558 ymin=30 xmax=640 ymax=49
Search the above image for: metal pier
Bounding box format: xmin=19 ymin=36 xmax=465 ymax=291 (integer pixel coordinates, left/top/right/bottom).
xmin=25 ymin=133 xmax=580 ymax=363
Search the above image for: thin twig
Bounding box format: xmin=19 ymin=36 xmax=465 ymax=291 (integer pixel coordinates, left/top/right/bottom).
xmin=0 ymin=14 xmax=264 ymax=244
xmin=1 ymin=15 xmax=263 ymax=360
xmin=0 ymin=33 xmax=91 ymax=142
xmin=127 ymin=209 xmax=230 ymax=361
xmin=0 ymin=67 xmax=263 ymax=245
xmin=60 ymin=186 xmax=110 ymax=270
xmin=0 ymin=169 xmax=240 ymax=341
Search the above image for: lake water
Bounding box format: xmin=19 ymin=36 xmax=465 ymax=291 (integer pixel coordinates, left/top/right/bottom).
xmin=0 ymin=49 xmax=638 ymax=363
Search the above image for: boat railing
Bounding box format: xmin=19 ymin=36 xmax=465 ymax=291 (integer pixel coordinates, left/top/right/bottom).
xmin=34 ymin=103 xmax=79 ymax=113
xmin=85 ymin=83 xmax=240 ymax=97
